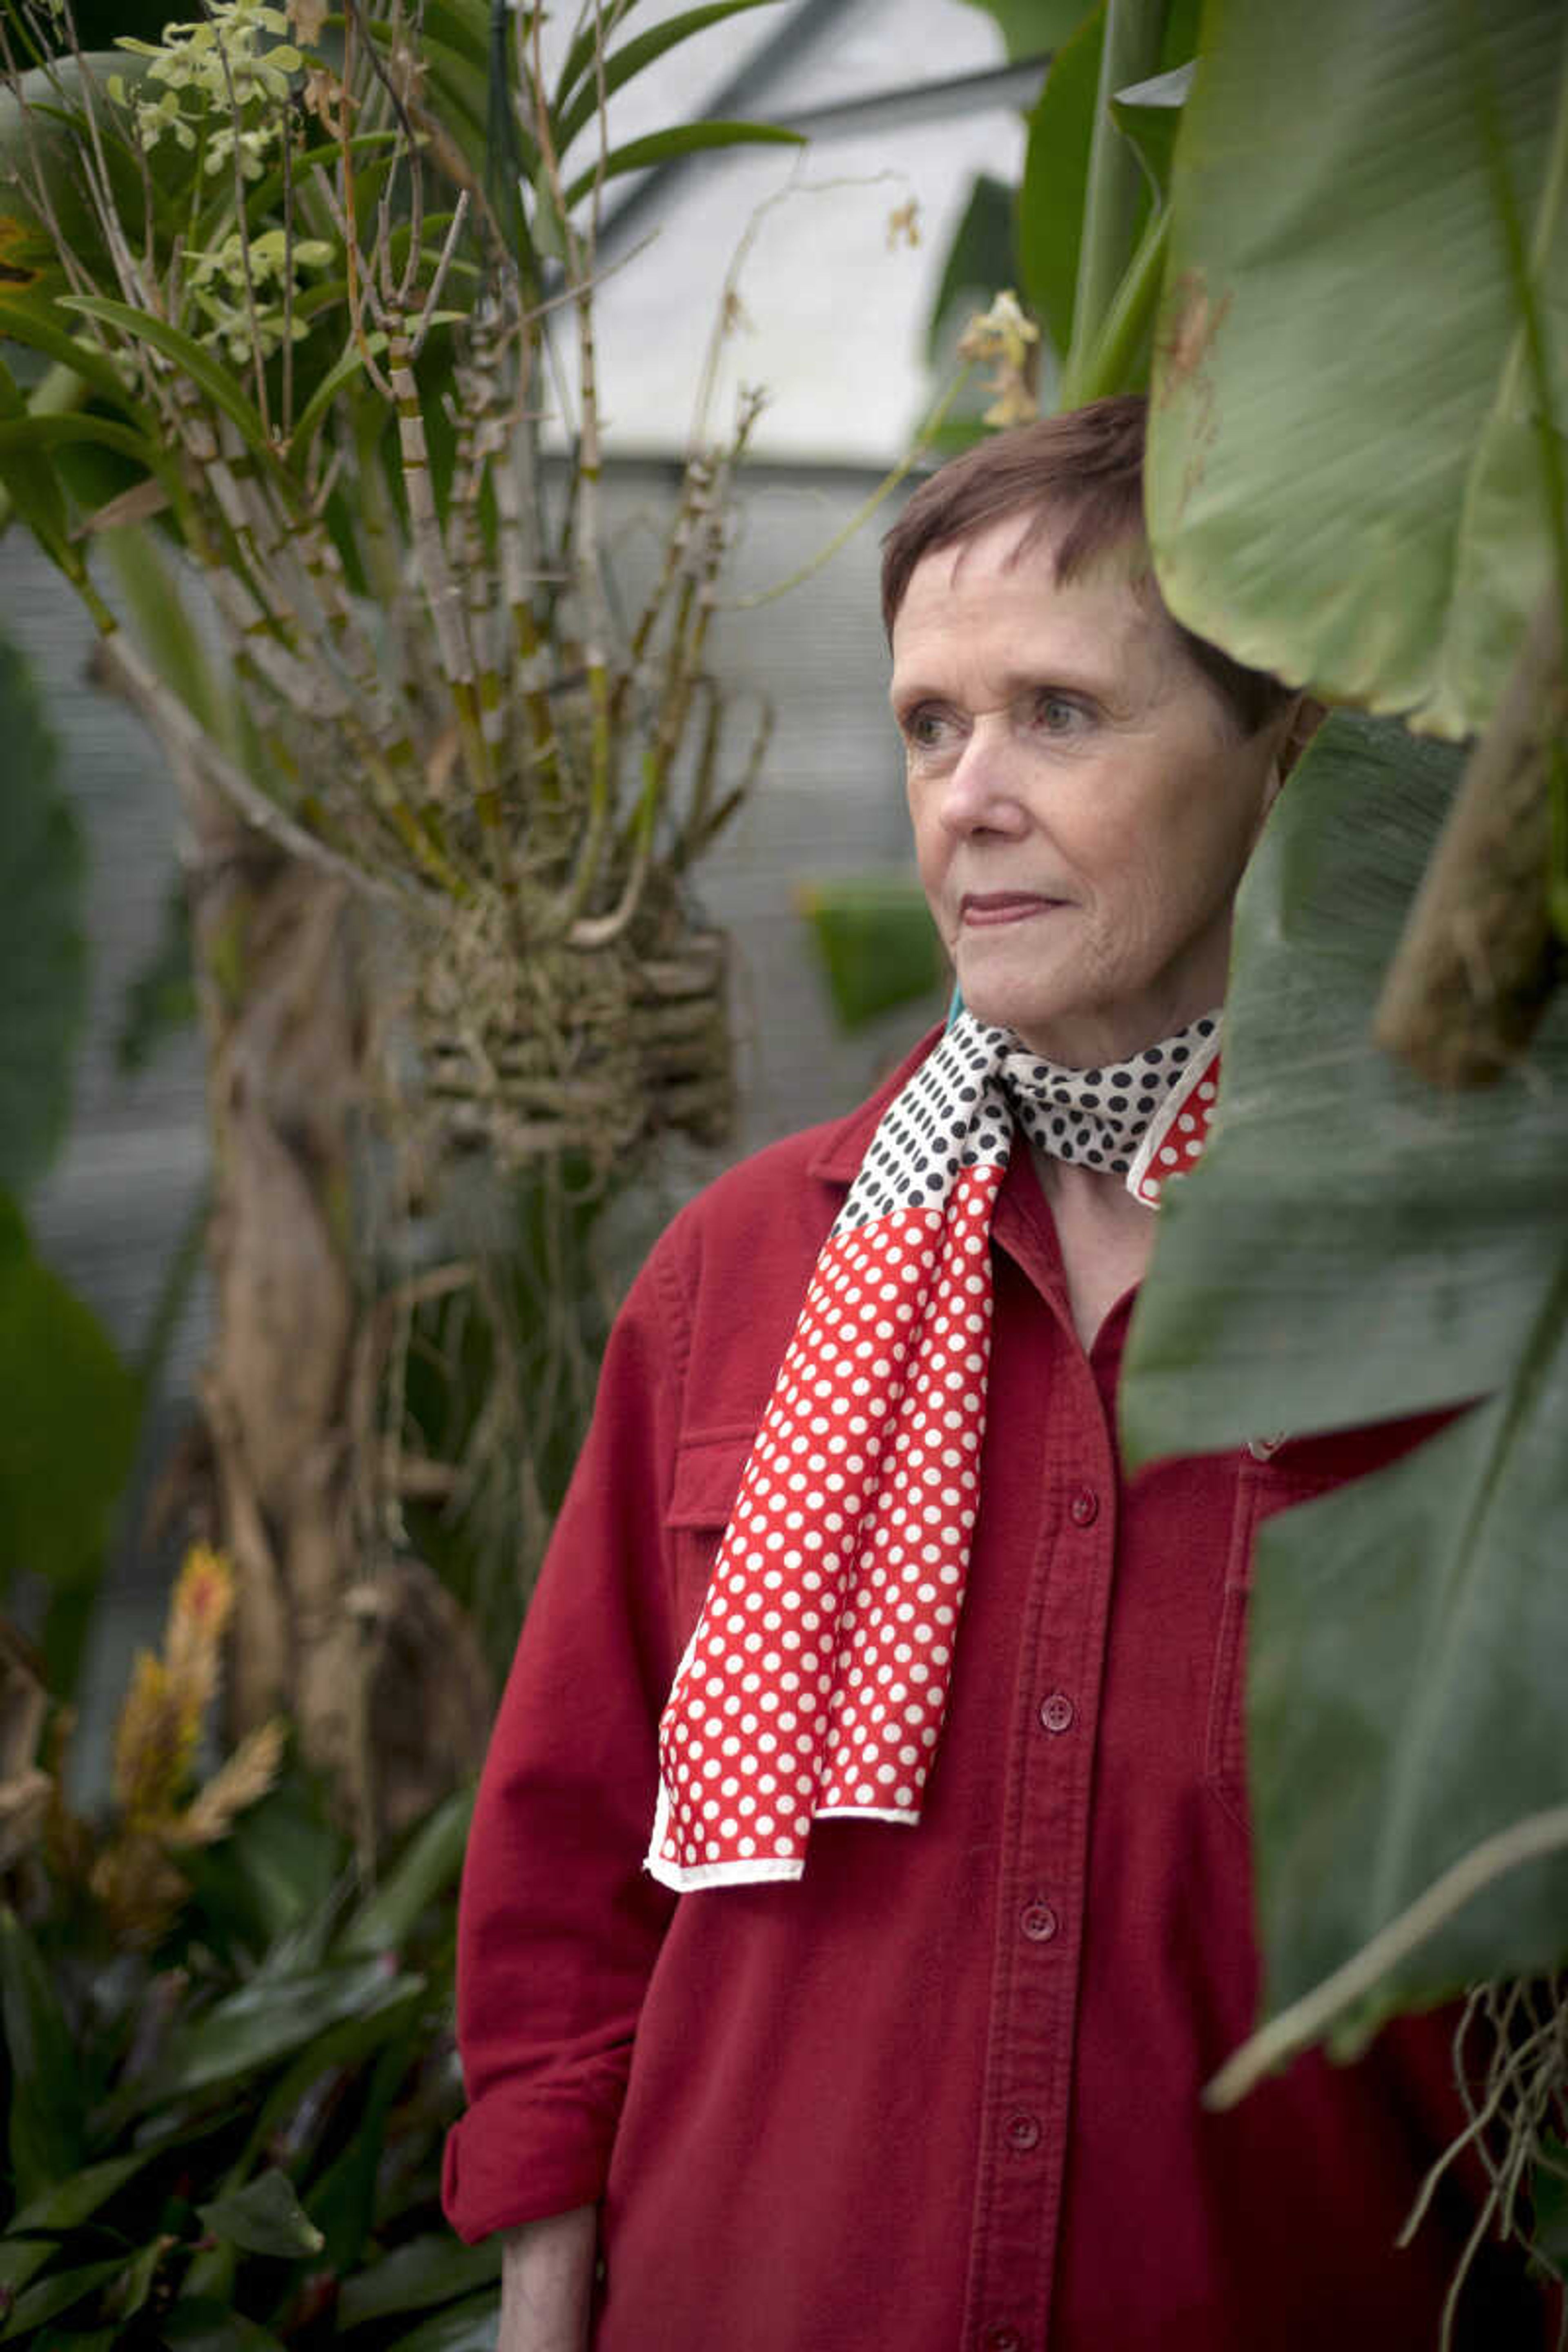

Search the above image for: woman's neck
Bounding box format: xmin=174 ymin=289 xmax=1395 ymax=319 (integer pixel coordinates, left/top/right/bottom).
xmin=1030 ymin=1149 xmax=1156 ymax=1352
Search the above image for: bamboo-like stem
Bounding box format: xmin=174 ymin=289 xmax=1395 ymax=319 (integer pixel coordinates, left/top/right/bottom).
xmin=383 ymin=313 xmax=493 ymax=802
xmin=92 ymin=625 xmax=408 ymax=898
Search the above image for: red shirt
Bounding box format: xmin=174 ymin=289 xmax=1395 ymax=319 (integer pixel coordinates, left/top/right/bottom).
xmin=444 ymin=1042 xmax=1541 ymax=2349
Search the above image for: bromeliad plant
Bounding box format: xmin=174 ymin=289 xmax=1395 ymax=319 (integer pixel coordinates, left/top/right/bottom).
xmin=1 ymin=1546 xmax=493 ymax=2349
xmin=0 ymin=0 xmax=798 ymax=1830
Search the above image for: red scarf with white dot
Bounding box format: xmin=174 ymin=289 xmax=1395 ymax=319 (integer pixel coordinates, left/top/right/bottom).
xmin=647 ymin=1010 xmax=1221 ymax=1889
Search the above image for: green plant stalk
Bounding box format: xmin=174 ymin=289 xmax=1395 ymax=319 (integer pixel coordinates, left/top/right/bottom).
xmin=556 ymin=177 xmax=619 ymax=923
xmin=385 ymin=318 xmax=492 ymax=803
xmin=1061 ymin=0 xmax=1169 ymax=405
xmin=1067 ymin=203 xmax=1170 ymax=406
xmin=1206 ymin=1801 xmax=1568 ymax=2110
xmin=722 ymin=363 xmax=975 ymax=614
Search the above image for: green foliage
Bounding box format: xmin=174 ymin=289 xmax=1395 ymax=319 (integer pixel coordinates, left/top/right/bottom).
xmin=0 ymin=1196 xmax=140 ymax=1676
xmin=952 ymin=0 xmax=1093 ymax=59
xmin=932 ymin=0 xmax=1201 ymax=410
xmin=1016 ymin=0 xmax=1105 ymax=361
xmin=1145 ymin=0 xmax=1568 ymax=737
xmin=1122 ymin=713 xmax=1568 ymax=2053
xmin=0 ymin=1769 xmax=488 ymax=2350
xmin=0 ymin=636 xmax=86 ymax=1198
xmin=796 ymin=876 xmax=947 ymax=1031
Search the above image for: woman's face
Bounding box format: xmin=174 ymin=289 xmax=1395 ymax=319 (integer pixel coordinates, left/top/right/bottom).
xmin=891 ymin=515 xmax=1289 ymax=1068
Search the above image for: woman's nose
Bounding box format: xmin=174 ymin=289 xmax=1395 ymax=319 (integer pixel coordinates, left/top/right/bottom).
xmin=939 ymin=723 xmax=1028 ymax=837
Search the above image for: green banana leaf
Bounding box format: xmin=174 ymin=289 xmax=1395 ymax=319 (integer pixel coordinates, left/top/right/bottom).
xmin=1146 ymin=0 xmax=1568 ymax=737
xmin=1122 ymin=713 xmax=1568 ymax=1456
xmin=1121 ymin=711 xmax=1568 ymax=2062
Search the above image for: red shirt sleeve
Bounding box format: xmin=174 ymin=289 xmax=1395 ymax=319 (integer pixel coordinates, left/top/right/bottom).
xmin=442 ymin=1243 xmax=686 ymax=2240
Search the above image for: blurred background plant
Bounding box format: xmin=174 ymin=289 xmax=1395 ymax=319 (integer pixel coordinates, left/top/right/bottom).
xmin=1 ymin=1537 xmax=493 ymax=2347
xmin=0 ymin=0 xmax=801 ymax=1848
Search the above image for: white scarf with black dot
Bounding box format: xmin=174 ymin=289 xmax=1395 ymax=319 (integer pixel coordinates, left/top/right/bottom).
xmin=648 ymin=1007 xmax=1223 ymax=1890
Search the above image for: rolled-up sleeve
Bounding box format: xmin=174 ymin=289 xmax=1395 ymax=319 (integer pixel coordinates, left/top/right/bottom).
xmin=442 ymin=1244 xmax=686 ymax=2241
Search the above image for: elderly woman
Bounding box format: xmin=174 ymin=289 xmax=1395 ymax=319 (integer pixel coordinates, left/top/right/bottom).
xmin=443 ymin=400 xmax=1541 ymax=2350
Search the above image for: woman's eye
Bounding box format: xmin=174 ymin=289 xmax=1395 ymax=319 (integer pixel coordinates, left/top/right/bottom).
xmin=1033 ymin=693 xmax=1082 ymax=733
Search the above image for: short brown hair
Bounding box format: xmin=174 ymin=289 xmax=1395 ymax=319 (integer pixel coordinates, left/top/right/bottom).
xmin=880 ymin=396 xmax=1294 ymax=737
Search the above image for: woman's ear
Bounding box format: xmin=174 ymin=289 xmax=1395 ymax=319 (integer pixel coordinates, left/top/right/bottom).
xmin=1278 ymin=694 xmax=1327 ymax=780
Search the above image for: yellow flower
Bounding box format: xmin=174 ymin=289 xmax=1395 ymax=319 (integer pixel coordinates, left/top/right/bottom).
xmin=956 ymin=290 xmax=1040 ymax=430
xmin=113 ymin=1652 xmax=198 ymax=1830
xmin=885 ymin=199 xmax=921 ymax=252
xmin=164 ymin=1542 xmax=233 ymax=1717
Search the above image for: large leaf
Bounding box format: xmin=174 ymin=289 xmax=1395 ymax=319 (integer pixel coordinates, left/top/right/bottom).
xmin=1120 ymin=713 xmax=1568 ymax=1458
xmin=1237 ymin=1316 xmax=1568 ymax=2061
xmin=1120 ymin=710 xmax=1568 ymax=2068
xmin=0 ymin=634 xmax=86 ymax=1196
xmin=1146 ymin=0 xmax=1568 ymax=737
xmin=0 ymin=1194 xmax=139 ymax=1612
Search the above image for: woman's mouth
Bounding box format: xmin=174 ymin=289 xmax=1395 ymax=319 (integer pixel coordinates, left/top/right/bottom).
xmin=959 ymin=892 xmax=1066 ymax=927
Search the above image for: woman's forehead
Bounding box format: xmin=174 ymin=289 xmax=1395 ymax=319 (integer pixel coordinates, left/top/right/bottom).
xmin=890 ymin=521 xmax=1178 ymax=695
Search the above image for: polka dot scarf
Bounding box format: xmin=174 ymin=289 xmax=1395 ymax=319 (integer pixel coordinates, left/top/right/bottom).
xmin=647 ymin=1008 xmax=1222 ymax=1890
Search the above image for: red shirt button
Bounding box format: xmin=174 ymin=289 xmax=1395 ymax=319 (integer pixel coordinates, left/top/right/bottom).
xmin=1021 ymin=1901 xmax=1058 ymax=1943
xmin=983 ymin=2331 xmax=1023 ymax=2352
xmin=1068 ymin=1485 xmax=1099 ymax=1527
xmin=1004 ymin=2110 xmax=1042 ymax=2152
xmin=1039 ymin=1690 xmax=1075 ymax=1735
